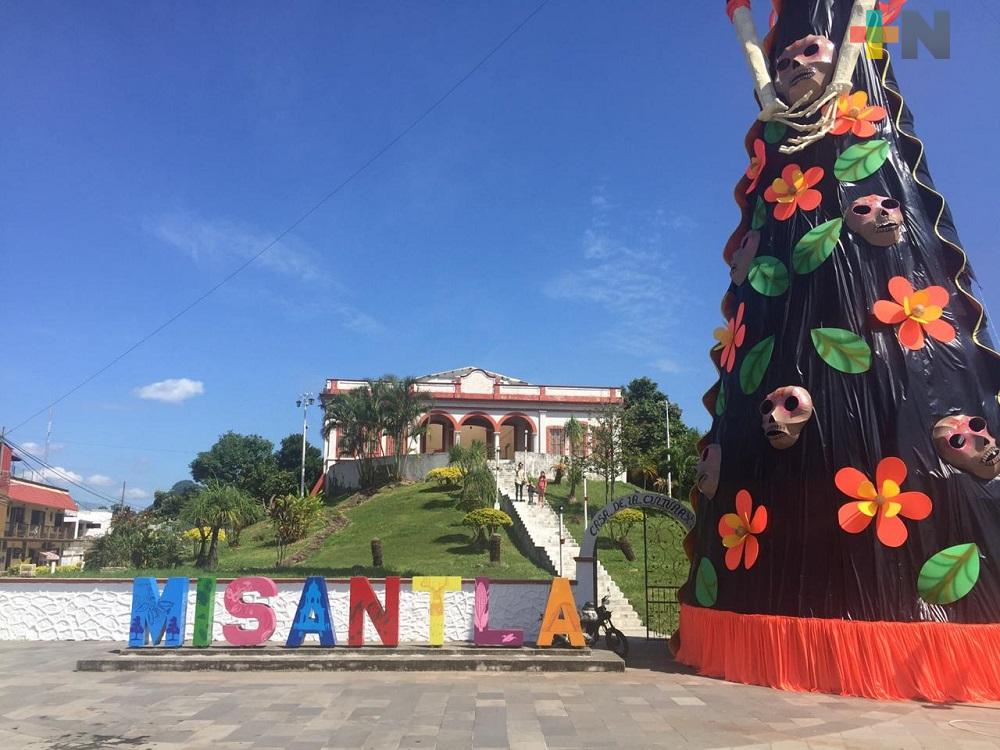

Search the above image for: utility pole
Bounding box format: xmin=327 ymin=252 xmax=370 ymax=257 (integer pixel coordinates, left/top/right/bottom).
xmin=665 ymin=398 xmax=673 ymax=498
xmin=44 ymin=408 xmax=53 ymax=464
xmin=296 ymin=393 xmax=316 ymax=497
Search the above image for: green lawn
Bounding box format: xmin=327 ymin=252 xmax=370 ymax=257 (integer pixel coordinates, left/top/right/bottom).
xmin=542 ymin=479 xmax=691 ymax=631
xmin=305 ymin=482 xmax=550 ymax=579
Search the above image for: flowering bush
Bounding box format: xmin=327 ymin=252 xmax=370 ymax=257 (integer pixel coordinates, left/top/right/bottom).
xmin=183 ymin=526 xmax=225 ymax=542
xmin=426 ymin=466 xmax=463 ymax=487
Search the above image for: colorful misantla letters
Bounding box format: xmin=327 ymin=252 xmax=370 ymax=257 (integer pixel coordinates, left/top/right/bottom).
xmin=348 ymin=576 xmax=399 ymax=647
xmin=286 ymin=576 xmax=336 ymax=647
xmin=412 ymin=576 xmax=462 ymax=646
xmin=223 ymin=576 xmax=278 ymax=647
xmin=128 ymin=576 xmax=189 ymax=648
xmin=537 ymin=577 xmax=586 ymax=647
xmin=127 ymin=575 xmax=583 ymax=649
xmin=192 ymin=577 xmax=216 ymax=648
xmin=473 ymin=576 xmax=524 ymax=646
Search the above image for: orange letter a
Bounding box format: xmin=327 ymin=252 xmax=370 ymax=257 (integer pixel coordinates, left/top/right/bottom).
xmin=536 ymin=577 xmax=585 ymax=647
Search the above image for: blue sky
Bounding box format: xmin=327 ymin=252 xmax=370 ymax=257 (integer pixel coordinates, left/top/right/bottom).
xmin=2 ymin=1 xmax=995 ymax=507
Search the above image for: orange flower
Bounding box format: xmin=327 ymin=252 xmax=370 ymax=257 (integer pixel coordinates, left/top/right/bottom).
xmin=872 ymin=276 xmax=956 ymax=350
xmin=836 ymin=457 xmax=932 ymax=548
xmin=713 ymin=302 xmax=746 ymax=373
xmin=830 ymin=91 xmax=887 ymax=138
xmin=718 ymin=489 xmax=768 ymax=571
xmin=744 ymin=138 xmax=766 ymax=195
xmin=763 ymin=164 xmax=824 ymax=221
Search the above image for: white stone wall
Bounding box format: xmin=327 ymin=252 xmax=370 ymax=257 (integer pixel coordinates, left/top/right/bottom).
xmin=0 ymin=579 xmax=554 ymax=644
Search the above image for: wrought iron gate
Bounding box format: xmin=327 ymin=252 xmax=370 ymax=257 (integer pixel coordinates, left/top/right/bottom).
xmin=641 ymin=510 xmax=688 ymax=639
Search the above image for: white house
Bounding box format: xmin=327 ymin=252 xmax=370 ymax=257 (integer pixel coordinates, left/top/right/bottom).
xmin=321 ymin=367 xmax=622 ymax=483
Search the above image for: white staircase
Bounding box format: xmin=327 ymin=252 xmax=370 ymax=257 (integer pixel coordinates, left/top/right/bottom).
xmin=491 ymin=461 xmax=646 ymax=635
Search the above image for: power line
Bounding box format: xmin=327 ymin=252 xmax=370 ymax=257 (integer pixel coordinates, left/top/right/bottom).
xmin=4 ymin=437 xmax=121 ymax=506
xmin=55 ymin=438 xmax=192 ymax=455
xmin=8 ymin=0 xmax=551 ymax=435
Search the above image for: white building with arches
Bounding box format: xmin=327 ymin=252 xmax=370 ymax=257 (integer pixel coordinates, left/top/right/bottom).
xmin=321 ymin=367 xmax=621 ymax=482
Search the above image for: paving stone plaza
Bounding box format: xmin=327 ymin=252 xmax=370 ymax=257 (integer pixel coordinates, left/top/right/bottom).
xmin=3 ymin=641 xmax=1000 ymax=750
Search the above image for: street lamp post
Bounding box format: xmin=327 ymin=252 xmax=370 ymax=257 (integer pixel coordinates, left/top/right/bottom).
xmin=665 ymin=397 xmax=673 ymax=498
xmin=296 ymin=393 xmax=316 ymax=497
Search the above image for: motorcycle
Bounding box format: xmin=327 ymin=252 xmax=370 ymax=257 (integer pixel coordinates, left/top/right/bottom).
xmin=580 ymin=594 xmax=629 ymax=659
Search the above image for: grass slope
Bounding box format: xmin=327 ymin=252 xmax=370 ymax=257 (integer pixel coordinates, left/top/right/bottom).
xmin=306 ymin=482 xmax=549 ymax=579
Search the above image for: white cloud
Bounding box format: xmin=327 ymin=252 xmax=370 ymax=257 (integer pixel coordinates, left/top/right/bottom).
xmin=134 ymin=378 xmax=205 ymax=404
xmin=652 ymin=357 xmax=685 ymax=374
xmin=23 ymin=465 xmax=83 ymax=485
xmin=546 ymin=190 xmax=689 ymax=358
xmin=16 ymin=441 xmax=64 ymax=457
xmin=145 ymin=212 xmax=384 ymax=335
xmin=145 ymin=213 xmax=320 ymax=283
xmin=86 ymin=474 xmax=115 ymax=487
xmin=125 ymin=487 xmax=150 ymax=501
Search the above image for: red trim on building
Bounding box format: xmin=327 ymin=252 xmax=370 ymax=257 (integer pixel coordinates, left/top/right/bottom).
xmin=458 ymin=412 xmax=499 ymax=430
xmin=498 ymin=412 xmax=538 ymax=431
xmin=420 ymin=411 xmax=460 ymax=429
xmin=6 ymin=478 xmax=78 ymax=512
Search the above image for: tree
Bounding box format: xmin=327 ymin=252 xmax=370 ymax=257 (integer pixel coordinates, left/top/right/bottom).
xmin=87 ymin=508 xmax=185 ymax=570
xmin=373 ymin=375 xmax=430 ymax=482
xmin=462 ymin=508 xmax=513 ymax=547
xmin=323 ymin=386 xmax=383 ymax=490
xmin=151 ymin=480 xmax=201 ymax=519
xmin=268 ymin=492 xmax=325 ymax=564
xmin=182 ymin=482 xmax=259 ymax=570
xmin=587 ymin=401 xmax=628 ymax=503
xmin=275 ymin=434 xmax=323 ymax=493
xmin=449 ymin=442 xmax=496 ymax=511
xmin=191 ymin=432 xmax=292 ymax=502
xmin=565 ymin=417 xmax=585 ymax=500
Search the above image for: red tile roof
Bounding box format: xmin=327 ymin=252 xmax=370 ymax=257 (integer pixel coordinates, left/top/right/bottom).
xmin=4 ymin=478 xmax=78 ymax=512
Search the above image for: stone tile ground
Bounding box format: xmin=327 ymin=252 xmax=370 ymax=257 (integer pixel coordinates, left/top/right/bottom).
xmin=2 ymin=641 xmax=999 ymax=749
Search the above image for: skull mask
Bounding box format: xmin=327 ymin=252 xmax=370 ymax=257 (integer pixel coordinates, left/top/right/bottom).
xmin=775 ymin=35 xmax=836 ymax=106
xmin=846 ymin=195 xmax=903 ymax=246
xmin=696 ymin=444 xmax=721 ymax=499
xmin=933 ymin=415 xmax=1000 ymax=480
xmin=761 ymin=386 xmax=814 ymax=449
xmin=730 ymin=230 xmax=760 ymax=286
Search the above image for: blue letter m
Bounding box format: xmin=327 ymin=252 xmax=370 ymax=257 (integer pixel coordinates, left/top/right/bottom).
xmin=128 ymin=577 xmax=189 ymax=648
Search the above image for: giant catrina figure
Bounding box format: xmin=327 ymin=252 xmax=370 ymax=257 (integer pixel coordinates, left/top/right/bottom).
xmin=676 ymin=0 xmax=1000 ymax=702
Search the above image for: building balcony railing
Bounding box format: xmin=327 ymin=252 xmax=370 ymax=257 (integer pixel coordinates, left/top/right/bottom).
xmin=3 ymin=523 xmax=73 ymax=540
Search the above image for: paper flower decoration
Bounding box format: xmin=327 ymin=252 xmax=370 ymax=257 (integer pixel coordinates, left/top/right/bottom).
xmin=718 ymin=489 xmax=768 ymax=570
xmin=714 ymin=302 xmax=747 ymax=373
xmin=872 ymin=276 xmax=956 ymax=350
xmin=836 ymin=457 xmax=932 ymax=548
xmin=744 ymin=138 xmax=767 ymax=195
xmin=831 ymin=91 xmax=887 ymax=138
xmin=763 ymin=164 xmax=824 ymax=221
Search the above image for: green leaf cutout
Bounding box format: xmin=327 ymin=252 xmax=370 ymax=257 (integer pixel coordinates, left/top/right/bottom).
xmin=792 ymin=218 xmax=843 ymax=274
xmin=918 ymin=543 xmax=980 ymax=605
xmin=740 ymin=336 xmax=775 ymax=395
xmin=811 ymin=328 xmax=872 ymax=374
xmin=751 ymin=196 xmax=767 ymax=230
xmin=695 ymin=558 xmax=718 ymax=607
xmin=763 ymin=121 xmax=787 ymax=145
xmin=748 ymin=256 xmax=789 ymax=297
xmin=834 ymin=139 xmax=890 ymax=182
xmin=715 ymin=380 xmax=727 ymax=417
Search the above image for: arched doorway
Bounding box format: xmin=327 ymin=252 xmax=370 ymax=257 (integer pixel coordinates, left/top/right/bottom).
xmin=575 ymin=492 xmax=695 ymax=635
xmin=420 ymin=412 xmax=458 ymax=454
xmin=458 ymin=414 xmax=497 ymax=456
xmin=498 ymin=414 xmax=536 ymax=459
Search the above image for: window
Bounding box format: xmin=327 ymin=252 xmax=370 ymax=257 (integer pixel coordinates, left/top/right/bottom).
xmin=549 ymin=428 xmax=566 ymax=455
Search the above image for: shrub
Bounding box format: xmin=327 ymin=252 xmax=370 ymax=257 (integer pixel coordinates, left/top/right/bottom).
xmin=426 ymin=466 xmax=462 ymax=487
xmin=269 ymin=493 xmax=324 ymax=546
xmin=183 ymin=526 xmax=225 ymax=541
xmin=88 ymin=510 xmax=186 ymax=570
xmin=458 ymin=466 xmax=496 ymax=512
xmin=605 ymin=508 xmax=644 ymax=561
xmin=462 ymin=508 xmax=513 ymax=544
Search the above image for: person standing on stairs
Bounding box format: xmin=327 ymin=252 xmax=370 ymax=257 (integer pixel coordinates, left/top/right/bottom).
xmin=514 ymin=462 xmax=526 ymax=501
xmin=537 ymin=471 xmax=547 ymax=507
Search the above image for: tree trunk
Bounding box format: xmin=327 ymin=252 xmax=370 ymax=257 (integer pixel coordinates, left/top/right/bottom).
xmin=195 ymin=534 xmax=209 ymax=568
xmin=371 ymin=538 xmax=383 ymax=568
xmin=617 ymin=537 xmax=636 ymax=562
xmin=488 ymin=533 xmax=501 ymax=564
xmin=206 ymin=527 xmax=221 ymax=570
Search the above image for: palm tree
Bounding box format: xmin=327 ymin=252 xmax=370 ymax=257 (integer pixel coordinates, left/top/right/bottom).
xmin=373 ymin=375 xmax=430 ymax=482
xmin=185 ymin=482 xmax=259 ymax=570
xmin=324 ymin=386 xmax=382 ymax=490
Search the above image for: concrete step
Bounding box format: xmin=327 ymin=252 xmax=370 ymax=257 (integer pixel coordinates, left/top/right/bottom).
xmin=77 ymin=645 xmax=625 ymax=673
